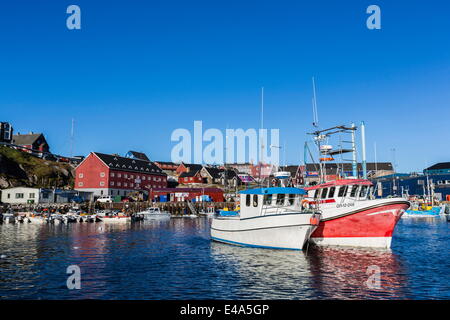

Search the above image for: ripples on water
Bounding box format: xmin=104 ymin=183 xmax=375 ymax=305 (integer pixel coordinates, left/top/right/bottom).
xmin=0 ymin=217 xmax=449 ymax=299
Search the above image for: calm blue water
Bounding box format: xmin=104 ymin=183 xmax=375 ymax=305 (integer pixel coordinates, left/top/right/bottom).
xmin=0 ymin=217 xmax=449 ymax=300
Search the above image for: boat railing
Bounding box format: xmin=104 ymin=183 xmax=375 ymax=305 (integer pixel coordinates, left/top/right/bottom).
xmin=261 ymin=203 xmax=302 ymax=216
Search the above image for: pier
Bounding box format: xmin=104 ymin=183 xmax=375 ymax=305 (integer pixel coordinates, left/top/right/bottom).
xmin=0 ymin=201 xmax=237 ymax=216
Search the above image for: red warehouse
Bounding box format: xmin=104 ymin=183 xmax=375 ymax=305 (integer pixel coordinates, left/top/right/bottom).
xmin=75 ymin=152 xmax=167 ymax=197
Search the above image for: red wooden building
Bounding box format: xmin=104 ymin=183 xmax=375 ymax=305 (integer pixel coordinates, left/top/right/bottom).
xmin=75 ymin=152 xmax=167 ymax=197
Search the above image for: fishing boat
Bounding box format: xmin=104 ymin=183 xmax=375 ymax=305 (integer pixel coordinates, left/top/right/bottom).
xmin=97 ymin=211 xmax=131 ymax=223
xmin=304 ymin=179 xmax=409 ymax=248
xmin=210 ymin=187 xmax=321 ymax=250
xmin=404 ymin=202 xmax=444 ymax=217
xmin=136 ymin=207 xmax=170 ymax=221
xmin=301 ymin=123 xmax=410 ymax=248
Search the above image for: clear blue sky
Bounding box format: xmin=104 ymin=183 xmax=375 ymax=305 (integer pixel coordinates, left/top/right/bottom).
xmin=0 ymin=0 xmax=449 ymax=172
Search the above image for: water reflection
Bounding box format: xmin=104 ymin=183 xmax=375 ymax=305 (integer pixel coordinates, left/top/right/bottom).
xmin=0 ymin=217 xmax=448 ymax=299
xmin=211 ymin=242 xmax=315 ymax=299
xmin=306 ymin=246 xmax=407 ymax=299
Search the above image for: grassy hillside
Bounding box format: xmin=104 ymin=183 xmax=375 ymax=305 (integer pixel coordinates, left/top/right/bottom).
xmin=0 ymin=145 xmax=75 ymax=189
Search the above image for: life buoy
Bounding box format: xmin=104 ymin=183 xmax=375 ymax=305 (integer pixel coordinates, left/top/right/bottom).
xmin=302 ymin=199 xmax=310 ymax=210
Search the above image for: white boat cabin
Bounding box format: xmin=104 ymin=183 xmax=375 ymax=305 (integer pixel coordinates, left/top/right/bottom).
xmin=239 ymin=187 xmax=310 ymax=219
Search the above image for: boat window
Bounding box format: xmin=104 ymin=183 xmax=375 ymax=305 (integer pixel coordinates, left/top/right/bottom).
xmin=253 ymin=195 xmax=258 ymax=207
xmin=349 ymin=185 xmax=359 ymax=197
xmin=276 ymin=193 xmax=285 ymax=205
xmin=263 ymin=194 xmax=272 ymax=205
xmin=328 ymin=187 xmax=336 ymax=198
xmin=359 ymin=185 xmax=368 ymax=198
xmin=288 ymin=194 xmax=296 ymax=205
xmin=321 ymin=188 xmax=328 ymax=199
xmin=314 ymin=189 xmax=319 ymax=199
xmin=338 ymin=186 xmax=347 ymax=197
xmin=246 ymin=194 xmax=251 ymax=207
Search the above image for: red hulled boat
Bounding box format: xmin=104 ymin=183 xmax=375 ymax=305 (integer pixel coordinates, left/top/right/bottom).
xmin=304 ymin=179 xmax=410 ymax=248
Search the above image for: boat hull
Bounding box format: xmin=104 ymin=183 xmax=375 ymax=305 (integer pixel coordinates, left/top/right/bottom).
xmin=404 ymin=205 xmax=443 ymax=217
xmin=142 ymin=214 xmax=170 ymax=221
xmin=310 ymin=200 xmax=409 ymax=248
xmin=100 ymin=217 xmax=131 ymax=223
xmin=211 ymin=213 xmax=317 ymax=250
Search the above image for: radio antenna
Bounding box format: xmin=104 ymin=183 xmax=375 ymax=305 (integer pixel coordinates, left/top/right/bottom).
xmin=312 ymin=77 xmax=319 ymax=128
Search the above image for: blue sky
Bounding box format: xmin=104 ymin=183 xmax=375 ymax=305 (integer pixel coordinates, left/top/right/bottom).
xmin=0 ymin=0 xmax=449 ymax=172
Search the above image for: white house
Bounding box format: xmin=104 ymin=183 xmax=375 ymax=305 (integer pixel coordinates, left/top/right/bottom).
xmin=0 ymin=187 xmax=44 ymax=204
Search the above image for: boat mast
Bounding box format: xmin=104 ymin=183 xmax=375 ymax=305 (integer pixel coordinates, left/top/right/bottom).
xmin=361 ymin=121 xmax=367 ymax=179
xmin=351 ymin=122 xmax=357 ymax=178
xmin=259 ymin=87 xmax=264 ymax=187
xmin=311 ymin=77 xmax=324 ymax=183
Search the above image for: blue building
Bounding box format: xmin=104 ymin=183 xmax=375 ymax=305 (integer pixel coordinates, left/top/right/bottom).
xmin=372 ymin=166 xmax=450 ymax=201
xmin=424 ymin=162 xmax=450 ymax=175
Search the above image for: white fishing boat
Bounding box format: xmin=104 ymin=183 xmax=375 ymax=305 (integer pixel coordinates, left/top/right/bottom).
xmin=137 ymin=207 xmax=170 ymax=221
xmin=211 ymin=187 xmax=321 ymax=250
xmin=97 ymin=211 xmax=131 ymax=223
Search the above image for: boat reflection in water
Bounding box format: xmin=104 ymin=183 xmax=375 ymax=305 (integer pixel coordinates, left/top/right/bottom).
xmin=305 ymin=246 xmax=408 ymax=299
xmin=210 ymin=242 xmax=407 ymax=299
xmin=210 ymin=241 xmax=315 ymax=299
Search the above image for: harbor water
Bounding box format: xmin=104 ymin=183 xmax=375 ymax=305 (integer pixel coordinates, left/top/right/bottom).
xmin=0 ymin=217 xmax=449 ymax=300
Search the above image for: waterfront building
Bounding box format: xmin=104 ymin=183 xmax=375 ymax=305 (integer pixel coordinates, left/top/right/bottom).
xmin=75 ymin=152 xmax=167 ymax=197
xmin=372 ymin=172 xmax=450 ymax=201
xmin=0 ymin=187 xmax=91 ymax=204
xmin=150 ymin=187 xmax=224 ymax=202
xmin=12 ymin=132 xmax=50 ymax=156
xmin=424 ymin=162 xmax=450 ymax=175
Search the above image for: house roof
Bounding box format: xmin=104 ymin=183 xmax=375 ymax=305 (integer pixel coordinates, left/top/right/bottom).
xmin=93 ymin=152 xmax=166 ymax=176
xmin=202 ymin=167 xmax=223 ymax=179
xmin=221 ymin=169 xmax=238 ymax=179
xmin=179 ymin=170 xmax=200 ymax=178
xmin=12 ymin=133 xmax=45 ymax=146
xmin=155 ymin=161 xmax=178 ymax=166
xmin=425 ymin=162 xmax=450 ymax=171
xmin=126 ymin=151 xmax=150 ymax=161
xmin=186 ymin=163 xmax=203 ymax=171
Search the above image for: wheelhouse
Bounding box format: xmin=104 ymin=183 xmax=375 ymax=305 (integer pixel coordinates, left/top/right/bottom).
xmin=305 ymin=179 xmax=374 ymax=203
xmin=239 ymin=187 xmax=309 ymax=218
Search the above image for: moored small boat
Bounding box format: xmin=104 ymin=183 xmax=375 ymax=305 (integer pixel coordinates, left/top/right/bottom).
xmin=404 ymin=203 xmax=444 ymax=217
xmin=136 ymin=207 xmax=170 ymax=221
